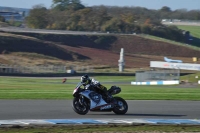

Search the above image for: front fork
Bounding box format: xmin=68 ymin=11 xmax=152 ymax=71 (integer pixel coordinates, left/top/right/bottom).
xmin=78 ymin=95 xmax=90 ymax=108
xmin=78 ymin=95 xmax=85 ymax=106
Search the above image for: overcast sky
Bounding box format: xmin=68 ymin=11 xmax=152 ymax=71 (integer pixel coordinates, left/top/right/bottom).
xmin=0 ymin=0 xmax=199 ymax=10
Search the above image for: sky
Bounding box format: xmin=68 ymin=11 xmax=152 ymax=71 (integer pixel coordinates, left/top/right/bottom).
xmin=0 ymin=0 xmax=199 ymax=10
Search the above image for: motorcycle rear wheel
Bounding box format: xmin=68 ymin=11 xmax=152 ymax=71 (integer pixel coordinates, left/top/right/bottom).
xmin=72 ymin=97 xmax=89 ymax=115
xmin=112 ymin=97 xmax=128 ymax=115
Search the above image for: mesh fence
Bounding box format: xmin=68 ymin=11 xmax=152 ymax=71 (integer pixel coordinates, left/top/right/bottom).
xmin=136 ymin=69 xmax=180 ymax=82
xmin=0 ymin=64 xmax=94 ymax=74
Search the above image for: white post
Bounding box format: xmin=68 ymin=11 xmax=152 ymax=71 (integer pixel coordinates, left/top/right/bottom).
xmin=118 ymin=48 xmax=125 ymax=72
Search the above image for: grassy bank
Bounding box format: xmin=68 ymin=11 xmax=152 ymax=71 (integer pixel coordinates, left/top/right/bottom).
xmin=177 ymin=25 xmax=200 ymax=38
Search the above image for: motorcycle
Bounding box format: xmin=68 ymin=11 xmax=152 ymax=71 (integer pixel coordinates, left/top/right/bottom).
xmin=72 ymin=82 xmax=128 ymax=115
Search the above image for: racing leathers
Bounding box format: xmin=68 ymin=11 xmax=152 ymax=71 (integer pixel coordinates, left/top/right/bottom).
xmin=85 ymin=79 xmax=111 ymax=100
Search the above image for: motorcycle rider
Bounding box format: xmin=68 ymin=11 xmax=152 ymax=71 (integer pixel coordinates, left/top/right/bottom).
xmin=80 ymin=74 xmax=112 ymax=101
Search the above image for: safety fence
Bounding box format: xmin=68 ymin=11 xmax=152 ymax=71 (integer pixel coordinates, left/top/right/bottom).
xmin=0 ymin=64 xmax=94 ymax=74
xmin=135 ymin=69 xmax=180 ymax=82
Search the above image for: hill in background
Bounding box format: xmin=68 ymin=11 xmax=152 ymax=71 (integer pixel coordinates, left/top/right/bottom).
xmin=0 ymin=31 xmax=200 ymax=72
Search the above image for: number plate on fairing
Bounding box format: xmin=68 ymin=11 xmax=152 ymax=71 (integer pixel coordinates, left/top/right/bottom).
xmin=100 ymin=104 xmax=112 ymax=110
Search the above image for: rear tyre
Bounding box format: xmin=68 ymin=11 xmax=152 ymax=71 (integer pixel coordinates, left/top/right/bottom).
xmin=112 ymin=97 xmax=128 ymax=115
xmin=72 ymin=97 xmax=89 ymax=115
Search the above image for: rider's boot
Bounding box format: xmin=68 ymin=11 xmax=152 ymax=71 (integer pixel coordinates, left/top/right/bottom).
xmin=105 ymin=91 xmax=112 ymax=102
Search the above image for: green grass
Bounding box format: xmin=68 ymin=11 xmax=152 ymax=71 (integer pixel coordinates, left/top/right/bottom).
xmin=137 ymin=34 xmax=200 ymax=51
xmin=180 ymin=72 xmax=200 ymax=82
xmin=7 ymin=21 xmax=23 ymax=27
xmin=0 ymin=76 xmax=199 ymax=100
xmin=177 ymin=25 xmax=200 ymax=38
xmin=138 ymin=24 xmax=200 ymax=49
xmin=1 ymin=125 xmax=200 ymax=133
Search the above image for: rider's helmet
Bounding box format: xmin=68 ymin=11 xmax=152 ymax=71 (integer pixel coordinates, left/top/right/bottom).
xmin=81 ymin=74 xmax=91 ymax=85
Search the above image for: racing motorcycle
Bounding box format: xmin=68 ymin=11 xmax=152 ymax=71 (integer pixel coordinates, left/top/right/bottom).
xmin=72 ymin=82 xmax=128 ymax=115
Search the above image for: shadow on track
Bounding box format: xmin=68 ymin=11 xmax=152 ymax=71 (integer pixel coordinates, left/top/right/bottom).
xmin=89 ymin=113 xmax=186 ymax=117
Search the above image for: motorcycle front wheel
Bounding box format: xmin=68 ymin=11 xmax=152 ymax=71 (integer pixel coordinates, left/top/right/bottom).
xmin=72 ymin=97 xmax=90 ymax=115
xmin=112 ymin=97 xmax=128 ymax=115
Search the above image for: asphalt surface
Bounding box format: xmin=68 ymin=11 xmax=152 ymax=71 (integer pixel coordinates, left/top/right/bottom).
xmin=0 ymin=100 xmax=200 ymax=120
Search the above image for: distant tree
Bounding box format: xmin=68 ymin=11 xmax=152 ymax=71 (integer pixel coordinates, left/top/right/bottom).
xmin=195 ymin=12 xmax=200 ymax=20
xmin=144 ymin=18 xmax=151 ymax=25
xmin=0 ymin=16 xmax=5 ymax=22
xmin=121 ymin=13 xmax=135 ymax=24
xmin=141 ymin=24 xmax=151 ymax=34
xmin=158 ymin=6 xmax=172 ymax=19
xmin=52 ymin=0 xmax=85 ymax=11
xmin=187 ymin=10 xmax=200 ymax=20
xmin=101 ymin=18 xmax=124 ymax=33
xmin=26 ymin=4 xmax=49 ymax=29
xmin=24 ymin=3 xmax=193 ymax=43
xmin=95 ymin=7 xmax=111 ymax=30
xmin=160 ymin=6 xmax=172 ymax=12
xmin=171 ymin=9 xmax=187 ymax=19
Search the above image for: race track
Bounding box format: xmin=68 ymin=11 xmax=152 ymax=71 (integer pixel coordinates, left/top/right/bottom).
xmin=0 ymin=100 xmax=200 ymax=120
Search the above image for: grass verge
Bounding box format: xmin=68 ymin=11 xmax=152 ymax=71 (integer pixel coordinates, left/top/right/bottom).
xmin=0 ymin=76 xmax=199 ymax=100
xmin=1 ymin=124 xmax=200 ymax=133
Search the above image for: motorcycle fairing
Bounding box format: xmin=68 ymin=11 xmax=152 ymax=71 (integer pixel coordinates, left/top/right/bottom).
xmin=79 ymin=90 xmax=108 ymax=109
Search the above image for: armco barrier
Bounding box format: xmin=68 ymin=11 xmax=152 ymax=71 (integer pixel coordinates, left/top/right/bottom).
xmin=131 ymin=80 xmax=180 ymax=85
xmin=0 ymin=72 xmax=135 ymax=77
xmin=0 ymin=72 xmax=192 ymax=77
xmin=0 ymin=119 xmax=200 ymax=126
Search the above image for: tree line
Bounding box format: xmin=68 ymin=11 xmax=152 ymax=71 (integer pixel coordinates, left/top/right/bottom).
xmin=22 ymin=0 xmax=200 ymax=43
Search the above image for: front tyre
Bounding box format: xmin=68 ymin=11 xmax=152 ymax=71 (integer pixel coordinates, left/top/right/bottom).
xmin=72 ymin=97 xmax=89 ymax=115
xmin=112 ymin=97 xmax=128 ymax=115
